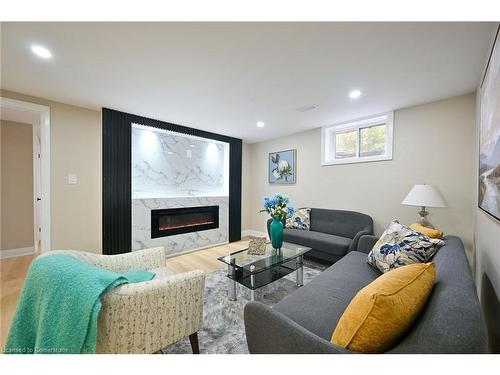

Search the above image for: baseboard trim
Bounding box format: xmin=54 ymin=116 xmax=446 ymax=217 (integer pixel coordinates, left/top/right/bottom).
xmin=0 ymin=246 xmax=35 ymax=259
xmin=164 ymin=241 xmax=230 ymax=259
xmin=241 ymin=230 xmax=268 ymax=239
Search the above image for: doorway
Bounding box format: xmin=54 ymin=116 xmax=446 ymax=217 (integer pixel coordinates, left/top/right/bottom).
xmin=0 ymin=97 xmax=50 ymax=258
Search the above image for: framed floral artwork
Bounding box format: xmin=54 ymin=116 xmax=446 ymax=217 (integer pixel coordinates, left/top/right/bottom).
xmin=268 ymin=149 xmax=296 ymax=184
xmin=479 ymin=29 xmax=500 ymax=222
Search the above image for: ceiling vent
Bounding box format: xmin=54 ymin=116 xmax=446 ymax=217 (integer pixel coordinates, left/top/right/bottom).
xmin=296 ymin=105 xmax=318 ymax=112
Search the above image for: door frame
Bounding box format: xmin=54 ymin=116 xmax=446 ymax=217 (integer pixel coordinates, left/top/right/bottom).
xmin=1 ymin=97 xmax=51 ymax=253
xmin=33 ymin=121 xmax=41 ymax=252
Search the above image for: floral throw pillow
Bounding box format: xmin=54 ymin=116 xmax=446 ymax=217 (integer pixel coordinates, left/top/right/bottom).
xmin=286 ymin=208 xmax=311 ymax=230
xmin=367 ymin=220 xmax=445 ymax=273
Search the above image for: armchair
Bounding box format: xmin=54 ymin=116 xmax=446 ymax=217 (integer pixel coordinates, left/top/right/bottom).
xmin=42 ymin=247 xmax=205 ymax=354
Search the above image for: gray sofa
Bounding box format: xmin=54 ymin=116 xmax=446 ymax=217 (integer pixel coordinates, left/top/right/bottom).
xmin=244 ymin=235 xmax=488 ymax=353
xmin=267 ymin=208 xmax=373 ymax=264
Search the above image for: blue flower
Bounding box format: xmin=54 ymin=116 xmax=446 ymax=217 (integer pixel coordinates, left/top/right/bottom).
xmin=287 ymin=206 xmax=295 ymax=218
xmin=263 ymin=197 xmax=271 ymax=209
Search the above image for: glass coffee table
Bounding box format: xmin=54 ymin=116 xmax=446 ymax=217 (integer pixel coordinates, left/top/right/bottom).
xmin=217 ymin=242 xmax=312 ymax=301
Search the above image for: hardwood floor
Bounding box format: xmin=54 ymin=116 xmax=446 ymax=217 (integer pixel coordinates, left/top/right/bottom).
xmin=0 ymin=253 xmax=37 ymax=348
xmin=166 ymin=240 xmax=249 ymax=273
xmin=0 ymin=240 xmax=250 ymax=348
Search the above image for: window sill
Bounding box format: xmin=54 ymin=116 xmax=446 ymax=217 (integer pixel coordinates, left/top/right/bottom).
xmin=321 ymin=155 xmax=393 ymax=166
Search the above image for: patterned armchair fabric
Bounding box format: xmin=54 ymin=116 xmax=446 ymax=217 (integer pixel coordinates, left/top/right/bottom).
xmin=40 ymin=248 xmax=205 ymax=353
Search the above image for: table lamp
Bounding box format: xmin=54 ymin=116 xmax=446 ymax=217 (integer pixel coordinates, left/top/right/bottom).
xmin=401 ymin=184 xmax=447 ymax=228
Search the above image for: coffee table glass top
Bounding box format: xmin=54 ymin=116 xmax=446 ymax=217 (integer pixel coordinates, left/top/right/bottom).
xmin=217 ymin=241 xmax=311 ymax=274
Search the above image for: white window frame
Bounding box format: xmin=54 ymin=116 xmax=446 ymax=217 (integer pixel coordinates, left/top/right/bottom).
xmin=321 ymin=112 xmax=393 ymax=166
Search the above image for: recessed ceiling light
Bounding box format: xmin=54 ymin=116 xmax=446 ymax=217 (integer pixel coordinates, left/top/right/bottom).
xmin=190 ymin=144 xmax=195 ymax=148
xmin=31 ymin=45 xmax=52 ymax=59
xmin=349 ymin=90 xmax=362 ymax=99
xmin=168 ymin=151 xmax=173 ymax=155
xmin=256 ymin=121 xmax=265 ymax=128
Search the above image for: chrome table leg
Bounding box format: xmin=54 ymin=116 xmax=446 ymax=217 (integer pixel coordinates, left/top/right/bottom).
xmin=228 ymin=264 xmax=237 ymax=301
xmin=250 ymin=265 xmax=256 ymax=301
xmin=296 ymin=255 xmax=304 ymax=287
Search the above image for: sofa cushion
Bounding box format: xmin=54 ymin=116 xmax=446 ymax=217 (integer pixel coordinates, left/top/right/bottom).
xmin=273 ymin=251 xmax=381 ymax=340
xmin=387 ymin=236 xmax=488 ymax=353
xmin=367 ymin=220 xmax=444 ymax=273
xmin=284 ymin=229 xmax=352 ymax=256
xmin=331 ymin=262 xmax=436 ymax=353
xmin=309 ymin=208 xmax=373 ymax=239
xmin=409 ymin=223 xmax=444 ymax=239
xmin=286 ymin=207 xmax=311 ymax=230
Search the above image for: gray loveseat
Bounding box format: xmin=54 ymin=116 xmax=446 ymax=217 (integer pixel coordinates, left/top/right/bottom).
xmin=244 ymin=235 xmax=488 ymax=353
xmin=267 ymin=208 xmax=373 ymax=264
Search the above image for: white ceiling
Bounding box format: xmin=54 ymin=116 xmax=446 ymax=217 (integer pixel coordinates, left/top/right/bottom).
xmin=0 ymin=22 xmax=496 ymax=143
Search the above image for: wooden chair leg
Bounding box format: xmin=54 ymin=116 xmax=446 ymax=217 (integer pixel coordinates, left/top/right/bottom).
xmin=189 ymin=332 xmax=200 ymax=354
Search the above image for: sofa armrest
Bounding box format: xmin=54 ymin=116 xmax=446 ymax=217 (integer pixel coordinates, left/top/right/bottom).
xmin=244 ymin=301 xmax=350 ymax=354
xmin=356 ymin=235 xmax=379 ymax=254
xmin=97 ymin=270 xmax=205 ymax=353
xmin=348 ymin=229 xmax=373 ymax=253
xmin=43 ymin=247 xmax=168 ymax=273
xmin=101 ymin=247 xmax=167 ymax=272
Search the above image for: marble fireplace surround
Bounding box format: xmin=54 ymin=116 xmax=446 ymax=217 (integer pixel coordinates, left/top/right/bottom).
xmin=132 ymin=196 xmax=229 ymax=254
xmin=131 ymin=124 xmax=230 ymax=255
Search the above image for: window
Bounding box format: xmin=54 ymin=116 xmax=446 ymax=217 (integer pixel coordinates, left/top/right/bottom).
xmin=321 ymin=112 xmax=393 ymax=165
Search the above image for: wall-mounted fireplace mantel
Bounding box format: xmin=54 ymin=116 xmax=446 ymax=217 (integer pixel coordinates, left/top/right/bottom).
xmin=151 ymin=206 xmax=219 ymax=238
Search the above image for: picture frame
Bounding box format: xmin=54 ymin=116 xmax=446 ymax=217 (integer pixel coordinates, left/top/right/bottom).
xmin=268 ymin=149 xmax=296 ymax=184
xmin=478 ymin=28 xmax=500 ymax=222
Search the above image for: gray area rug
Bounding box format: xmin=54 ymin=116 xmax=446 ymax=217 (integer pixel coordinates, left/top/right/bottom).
xmin=162 ymin=260 xmax=325 ymax=354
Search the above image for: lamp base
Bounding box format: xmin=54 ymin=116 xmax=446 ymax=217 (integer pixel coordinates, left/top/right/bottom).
xmin=417 ymin=206 xmax=435 ymax=229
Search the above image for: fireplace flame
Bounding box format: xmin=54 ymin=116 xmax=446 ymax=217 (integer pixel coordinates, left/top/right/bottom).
xmin=159 ymin=220 xmax=215 ymax=231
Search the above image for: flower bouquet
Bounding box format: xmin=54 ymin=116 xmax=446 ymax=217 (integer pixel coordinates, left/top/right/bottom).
xmin=261 ymin=193 xmax=294 ymax=249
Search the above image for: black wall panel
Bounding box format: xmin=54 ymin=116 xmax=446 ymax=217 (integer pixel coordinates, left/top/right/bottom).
xmin=102 ymin=108 xmax=242 ymax=254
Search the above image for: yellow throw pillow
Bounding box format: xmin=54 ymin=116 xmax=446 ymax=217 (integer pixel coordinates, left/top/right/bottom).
xmin=409 ymin=223 xmax=444 ymax=239
xmin=331 ymin=262 xmax=436 ymax=353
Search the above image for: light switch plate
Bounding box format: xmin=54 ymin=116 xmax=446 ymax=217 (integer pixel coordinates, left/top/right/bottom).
xmin=187 ymin=149 xmax=192 ymax=158
xmin=68 ymin=173 xmax=77 ymax=185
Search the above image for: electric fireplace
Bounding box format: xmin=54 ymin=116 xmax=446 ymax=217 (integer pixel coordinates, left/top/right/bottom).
xmin=151 ymin=206 xmax=219 ymax=238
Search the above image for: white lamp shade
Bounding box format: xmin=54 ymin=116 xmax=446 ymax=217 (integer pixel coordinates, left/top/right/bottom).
xmin=401 ymin=184 xmax=447 ymax=208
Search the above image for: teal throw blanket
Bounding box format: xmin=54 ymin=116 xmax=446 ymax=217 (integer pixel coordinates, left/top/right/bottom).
xmin=5 ymin=254 xmax=155 ymax=354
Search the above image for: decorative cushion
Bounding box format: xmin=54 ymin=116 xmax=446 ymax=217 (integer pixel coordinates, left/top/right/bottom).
xmin=247 ymin=236 xmax=267 ymax=255
xmin=331 ymin=262 xmax=436 ymax=353
xmin=286 ymin=207 xmax=311 ymax=230
xmin=409 ymin=223 xmax=444 ymax=239
xmin=367 ymin=220 xmax=444 ymax=273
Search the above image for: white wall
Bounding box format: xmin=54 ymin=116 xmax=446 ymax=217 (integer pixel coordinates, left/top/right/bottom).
xmin=243 ymin=94 xmax=477 ymax=260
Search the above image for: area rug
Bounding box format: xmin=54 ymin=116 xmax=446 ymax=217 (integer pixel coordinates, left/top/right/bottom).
xmin=162 ymin=260 xmax=325 ymax=354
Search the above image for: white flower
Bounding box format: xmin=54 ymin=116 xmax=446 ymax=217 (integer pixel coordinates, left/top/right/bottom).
xmin=277 ymin=160 xmax=289 ymax=171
